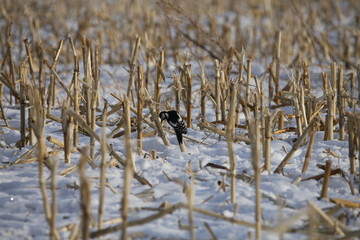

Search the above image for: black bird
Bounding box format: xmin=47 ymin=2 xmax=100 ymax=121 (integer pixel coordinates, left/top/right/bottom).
xmin=159 ymin=110 xmax=187 ymax=144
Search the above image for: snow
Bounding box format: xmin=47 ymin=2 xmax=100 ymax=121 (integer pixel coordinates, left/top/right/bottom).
xmin=0 ymin=2 xmax=360 ymax=239
xmin=0 ymin=78 xmax=359 ymax=239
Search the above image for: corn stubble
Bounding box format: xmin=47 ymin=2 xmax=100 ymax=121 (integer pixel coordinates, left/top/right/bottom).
xmin=0 ymin=0 xmax=360 ymax=239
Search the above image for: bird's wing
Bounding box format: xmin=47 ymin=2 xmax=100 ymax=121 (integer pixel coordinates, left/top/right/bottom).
xmin=168 ymin=120 xmax=178 ymax=128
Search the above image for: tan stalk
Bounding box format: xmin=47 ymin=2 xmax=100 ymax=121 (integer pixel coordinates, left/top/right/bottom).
xmin=98 ymin=105 xmax=107 ymax=230
xmin=302 ymin=60 xmax=310 ymax=90
xmin=23 ymin=39 xmax=36 ymax=85
xmin=90 ymin=202 xmax=275 ymax=238
xmin=68 ymin=36 xmax=79 ymax=146
xmin=322 ymin=72 xmax=329 ymax=140
xmin=324 ymin=68 xmax=335 ymax=141
xmin=137 ymin=65 xmax=144 ymax=154
xmin=274 ymin=117 xmax=319 ymax=174
xmin=121 ymin=96 xmax=135 ymax=240
xmin=293 ymin=97 xmax=303 ymax=136
xmin=350 ymin=72 xmax=355 ymax=108
xmin=154 ymin=49 xmax=164 ymax=107
xmin=253 ymin=93 xmax=258 ymax=124
xmin=220 ymin=70 xmax=227 ymax=121
xmin=358 ymin=66 xmax=360 ymax=101
xmin=304 ymin=96 xmax=315 ymax=125
xmin=49 ymin=159 xmax=59 ymax=240
xmin=299 ymin=87 xmax=308 ymax=127
xmin=245 ymin=59 xmax=252 ymax=103
xmin=47 ymin=39 xmax=64 ymax=112
xmin=264 ymin=112 xmax=271 ymax=173
xmin=90 ymin=47 xmax=100 ymax=160
xmin=0 ymin=84 xmax=9 ymax=127
xmin=45 ymin=61 xmax=75 ymax=104
xmin=198 ymin=120 xmax=251 ymax=144
xmin=355 ymin=16 xmax=360 ymax=64
xmin=330 ymin=62 xmax=337 ymax=113
xmin=275 ymin=31 xmax=281 ymax=103
xmin=143 ymin=89 xmax=171 ymax=146
xmin=186 ymin=170 xmax=196 ymax=240
xmin=185 ymin=64 xmax=192 ymax=128
xmin=91 ymin=203 xmax=184 ymax=238
xmin=173 ymin=73 xmax=181 ymax=112
xmin=19 ymin=63 xmax=27 ymax=148
xmin=145 ymin=33 xmax=151 ymax=91
xmin=235 ymin=61 xmax=244 ymax=125
xmin=240 ymin=97 xmax=251 ymax=128
xmin=322 ymin=71 xmax=328 ymax=95
xmin=357 ymin=117 xmax=360 ymax=193
xmin=150 ymin=150 xmax=157 ymax=159
xmin=307 ymin=201 xmax=345 ymax=236
xmin=278 ymin=109 xmax=284 ymax=130
xmin=109 ymin=146 xmax=152 ymax=187
xmin=325 ymin=89 xmax=335 ymax=141
xmin=301 ymin=125 xmax=317 ymax=173
xmin=127 ymin=37 xmax=142 ymax=101
xmin=249 ymin=118 xmax=261 ymax=240
xmin=307 ymin=209 xmax=317 ymax=240
xmin=200 ymin=66 xmax=207 ymax=122
xmin=83 ymin=39 xmax=93 ymax=125
xmin=62 ymin=103 xmax=74 ymax=164
xmin=72 ymin=55 xmax=80 ymax=147
xmin=226 ymin=82 xmax=237 ymax=203
xmin=320 ymin=160 xmax=332 ymax=199
xmin=66 ymin=109 xmax=100 ymax=142
xmin=268 ymin=63 xmax=274 ymax=102
xmin=337 ymin=65 xmax=345 ymax=140
xmin=5 ymin=20 xmax=17 ymax=105
xmin=271 ymin=208 xmax=312 ymax=236
xmin=96 ymin=103 xmax=122 ymax=122
xmin=347 ymin=113 xmax=356 ymax=174
xmin=259 ymin=79 xmax=266 ymax=159
xmin=29 ymin=85 xmax=58 ymax=238
xmin=204 ymin=222 xmax=217 ymax=240
xmin=330 ymin=62 xmax=338 ymax=102
xmin=46 ymin=136 xmax=66 ymax=149
xmin=215 ymin=60 xmax=221 ymax=121
xmin=67 ymin=103 xmax=149 ymax=187
xmin=79 ymin=148 xmax=91 ymax=240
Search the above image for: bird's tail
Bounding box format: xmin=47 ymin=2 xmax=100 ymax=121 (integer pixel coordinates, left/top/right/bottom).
xmin=175 ymin=130 xmax=183 ymax=145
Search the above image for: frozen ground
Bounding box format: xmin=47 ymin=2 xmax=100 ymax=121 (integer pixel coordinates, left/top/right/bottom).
xmin=0 ymin=62 xmax=359 ymax=240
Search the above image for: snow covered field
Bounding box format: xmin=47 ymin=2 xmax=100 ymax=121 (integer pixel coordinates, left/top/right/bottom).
xmin=0 ymin=0 xmax=360 ymax=239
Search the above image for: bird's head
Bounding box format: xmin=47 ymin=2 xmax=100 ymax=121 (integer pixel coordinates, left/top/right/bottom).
xmin=159 ymin=111 xmax=168 ymax=122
